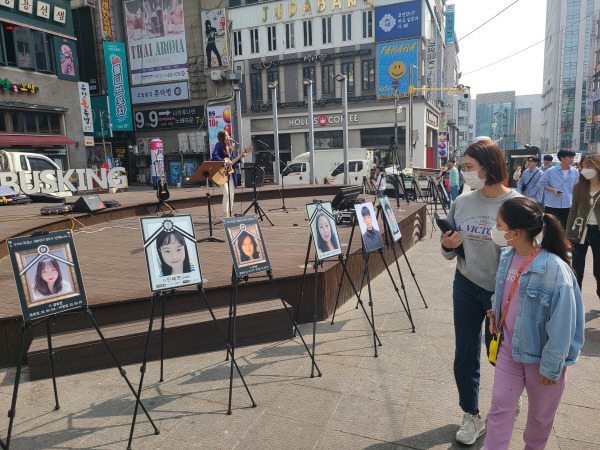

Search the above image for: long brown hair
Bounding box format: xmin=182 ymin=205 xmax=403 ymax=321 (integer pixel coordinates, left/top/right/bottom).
xmin=217 ymin=130 xmax=229 ymax=158
xmin=464 ymin=140 xmax=508 ymax=185
xmin=573 ymin=153 xmax=600 ymax=205
xmin=498 ymin=197 xmax=572 ymax=268
xmin=34 ymin=258 xmax=64 ymax=296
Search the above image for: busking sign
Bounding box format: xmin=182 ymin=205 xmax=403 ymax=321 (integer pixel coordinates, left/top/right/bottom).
xmin=78 ymin=82 xmax=93 ymax=133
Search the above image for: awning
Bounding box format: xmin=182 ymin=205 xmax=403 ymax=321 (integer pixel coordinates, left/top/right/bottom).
xmin=0 ymin=135 xmax=76 ymax=146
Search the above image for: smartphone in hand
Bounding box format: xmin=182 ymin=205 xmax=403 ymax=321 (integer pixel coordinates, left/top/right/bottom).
xmin=556 ymin=190 xmax=563 ymax=196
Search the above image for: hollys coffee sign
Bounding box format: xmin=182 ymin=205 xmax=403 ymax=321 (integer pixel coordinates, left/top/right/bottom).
xmin=288 ymin=114 xmax=359 ymax=128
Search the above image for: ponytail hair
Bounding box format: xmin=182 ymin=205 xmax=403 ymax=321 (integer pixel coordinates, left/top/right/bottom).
xmin=498 ymin=197 xmax=572 ymax=267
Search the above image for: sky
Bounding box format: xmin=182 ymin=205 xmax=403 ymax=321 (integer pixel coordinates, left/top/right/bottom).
xmin=452 ymin=0 xmax=547 ymax=97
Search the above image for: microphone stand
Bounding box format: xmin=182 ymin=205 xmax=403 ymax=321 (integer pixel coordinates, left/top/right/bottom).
xmin=258 ymin=142 xmax=296 ymax=213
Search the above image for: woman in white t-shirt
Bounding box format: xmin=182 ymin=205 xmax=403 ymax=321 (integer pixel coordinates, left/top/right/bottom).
xmin=567 ymin=152 xmax=600 ymax=298
xmin=375 ymin=166 xmax=386 ymax=196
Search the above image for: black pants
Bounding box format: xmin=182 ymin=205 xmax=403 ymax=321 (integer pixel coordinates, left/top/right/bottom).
xmin=544 ymin=206 xmax=570 ymax=230
xmin=572 ymin=225 xmax=600 ymax=297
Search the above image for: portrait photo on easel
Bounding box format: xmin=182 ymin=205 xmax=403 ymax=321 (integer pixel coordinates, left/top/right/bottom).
xmin=381 ymin=196 xmax=402 ymax=242
xmin=7 ymin=230 xmax=87 ymax=322
xmin=224 ymin=215 xmax=270 ymax=277
xmin=354 ymin=202 xmax=384 ymax=252
xmin=140 ymin=215 xmax=203 ymax=292
xmin=306 ymin=201 xmax=342 ymax=261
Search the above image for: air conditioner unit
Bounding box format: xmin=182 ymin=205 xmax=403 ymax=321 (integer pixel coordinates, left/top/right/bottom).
xmin=178 ymin=133 xmax=190 ymax=153
xmin=137 ymin=138 xmax=151 ymax=155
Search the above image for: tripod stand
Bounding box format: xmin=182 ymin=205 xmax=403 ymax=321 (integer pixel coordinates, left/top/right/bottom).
xmin=242 ymin=165 xmax=274 ymax=226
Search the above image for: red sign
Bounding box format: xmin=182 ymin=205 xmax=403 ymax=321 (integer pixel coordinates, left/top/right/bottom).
xmin=318 ymin=116 xmax=328 ymax=126
xmin=101 ymin=0 xmax=112 ymax=41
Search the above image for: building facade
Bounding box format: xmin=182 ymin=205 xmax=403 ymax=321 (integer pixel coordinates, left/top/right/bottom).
xmin=515 ymin=94 xmax=542 ymax=148
xmin=475 ymin=91 xmax=516 ymax=155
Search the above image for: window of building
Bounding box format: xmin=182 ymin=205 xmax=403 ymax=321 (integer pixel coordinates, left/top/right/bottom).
xmin=267 ymin=26 xmax=277 ymax=52
xmin=303 ymin=20 xmax=312 ymax=46
xmin=250 ymin=28 xmax=259 ymax=53
xmin=15 ymin=27 xmax=33 ymax=69
xmin=228 ymin=0 xmax=242 ymax=6
xmin=362 ymin=60 xmax=375 ymax=91
xmin=50 ymin=113 xmax=61 ymax=134
xmin=341 ymin=62 xmax=354 ymax=93
xmin=267 ymin=70 xmax=279 ymax=101
xmin=310 ymin=131 xmax=343 ymax=150
xmin=2 ymin=23 xmax=54 ymax=73
xmin=233 ymin=31 xmax=242 ymax=56
xmin=360 ymin=127 xmax=400 ymax=148
xmin=3 ymin=24 xmax=17 ymax=66
xmin=342 ymin=14 xmax=352 ymax=41
xmin=11 ymin=111 xmax=25 ymax=133
xmin=31 ymin=31 xmax=53 ymax=72
xmin=322 ymin=17 xmax=331 ymax=44
xmin=362 ymin=10 xmax=373 ymax=38
xmin=322 ymin=64 xmax=335 ymax=99
xmin=303 ymin=66 xmax=316 ymax=97
xmin=0 ymin=111 xmax=6 ymax=132
xmin=6 ymin=110 xmax=63 ymax=134
xmin=250 ymin=73 xmax=262 ymax=103
xmin=286 ymin=23 xmax=295 ymax=49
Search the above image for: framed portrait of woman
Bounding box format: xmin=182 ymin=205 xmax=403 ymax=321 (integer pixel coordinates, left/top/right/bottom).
xmin=306 ymin=201 xmax=342 ymax=262
xmin=223 ymin=215 xmax=270 ymax=277
xmin=7 ymin=230 xmax=87 ymax=322
xmin=380 ymin=196 xmax=402 ymax=242
xmin=140 ymin=215 xmax=203 ymax=292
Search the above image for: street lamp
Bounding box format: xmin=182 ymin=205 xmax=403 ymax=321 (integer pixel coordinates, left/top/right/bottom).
xmin=97 ymin=104 xmax=113 ymax=166
xmin=268 ymin=80 xmax=280 ymax=184
xmin=303 ymin=78 xmax=315 ymax=185
xmin=335 ymin=73 xmax=349 ymax=185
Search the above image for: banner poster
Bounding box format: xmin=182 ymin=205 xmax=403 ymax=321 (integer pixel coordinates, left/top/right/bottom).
xmin=377 ymin=39 xmax=419 ymax=99
xmin=150 ymin=138 xmax=165 ymax=187
xmin=78 ymin=82 xmax=93 ymax=133
xmin=223 ymin=215 xmax=271 ymax=277
xmin=7 ymin=230 xmax=87 ymax=323
xmin=445 ymin=5 xmax=455 ymax=43
xmin=91 ymin=96 xmax=112 ymax=138
xmin=125 ymin=0 xmax=188 ymax=84
xmin=100 ymin=0 xmax=112 ymax=41
xmin=103 ymin=42 xmax=133 ymax=131
xmin=306 ymin=201 xmax=342 ymax=262
xmin=140 ymin=215 xmax=203 ymax=292
xmin=201 ymin=8 xmax=229 ymax=69
xmin=207 ymin=105 xmax=231 ymax=153
xmin=375 ymin=1 xmax=421 ymax=42
xmin=425 ymin=38 xmax=438 ymax=101
xmin=381 ymin=196 xmax=402 ymax=242
xmin=53 ymin=37 xmax=79 ymax=81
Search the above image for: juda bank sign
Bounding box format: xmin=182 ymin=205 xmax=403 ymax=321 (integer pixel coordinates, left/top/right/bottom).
xmin=287 ymin=114 xmax=359 ymax=128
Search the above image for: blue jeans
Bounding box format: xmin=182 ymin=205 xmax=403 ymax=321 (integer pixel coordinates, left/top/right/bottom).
xmin=453 ymin=269 xmax=494 ymax=415
xmin=378 ymin=189 xmax=385 ymax=197
xmin=450 ymin=185 xmax=459 ymax=201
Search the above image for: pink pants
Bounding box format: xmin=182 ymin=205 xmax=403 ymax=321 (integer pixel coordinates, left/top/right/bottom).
xmin=484 ymin=345 xmax=567 ymax=450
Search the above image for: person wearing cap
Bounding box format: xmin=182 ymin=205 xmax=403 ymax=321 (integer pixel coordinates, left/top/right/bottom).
xmin=360 ymin=205 xmax=383 ymax=251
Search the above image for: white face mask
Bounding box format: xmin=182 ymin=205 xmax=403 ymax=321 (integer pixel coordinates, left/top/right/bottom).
xmin=491 ymin=226 xmax=516 ymax=247
xmin=463 ymin=166 xmax=486 ymax=190
xmin=581 ymin=168 xmax=597 ymax=180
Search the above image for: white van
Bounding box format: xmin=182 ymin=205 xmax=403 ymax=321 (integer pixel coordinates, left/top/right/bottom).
xmin=282 ymin=149 xmax=373 ymax=185
xmin=0 ymin=150 xmax=72 ymax=197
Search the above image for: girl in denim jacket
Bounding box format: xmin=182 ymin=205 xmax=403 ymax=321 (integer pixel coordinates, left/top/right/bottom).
xmin=485 ymin=197 xmax=585 ymax=450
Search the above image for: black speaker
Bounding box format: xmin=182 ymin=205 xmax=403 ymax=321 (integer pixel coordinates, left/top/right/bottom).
xmin=73 ymin=194 xmax=105 ymax=213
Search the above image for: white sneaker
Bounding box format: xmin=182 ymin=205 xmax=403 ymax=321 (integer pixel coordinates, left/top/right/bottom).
xmin=456 ymin=412 xmax=486 ymax=445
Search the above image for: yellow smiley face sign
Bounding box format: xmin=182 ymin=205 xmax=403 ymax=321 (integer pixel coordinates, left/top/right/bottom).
xmin=388 ymin=61 xmax=407 ymax=79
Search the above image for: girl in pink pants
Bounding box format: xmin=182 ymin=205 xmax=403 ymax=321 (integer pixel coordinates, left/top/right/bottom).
xmin=485 ymin=197 xmax=585 ymax=450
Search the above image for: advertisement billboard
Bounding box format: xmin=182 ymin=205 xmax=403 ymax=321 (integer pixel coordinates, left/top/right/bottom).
xmin=201 ymin=9 xmax=229 ymax=69
xmin=377 ymin=39 xmax=419 ymax=99
xmin=375 ymin=1 xmax=421 ymax=42
xmin=78 ymin=82 xmax=93 ymax=133
xmin=125 ymin=0 xmax=188 ymax=84
xmin=445 ymin=5 xmax=455 ymax=43
xmin=103 ymin=42 xmax=133 ymax=131
xmin=207 ymin=105 xmax=232 ymax=154
xmin=131 ymin=81 xmax=189 ymax=105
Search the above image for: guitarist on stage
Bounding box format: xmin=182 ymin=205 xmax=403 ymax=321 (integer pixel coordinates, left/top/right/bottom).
xmin=212 ymin=130 xmax=248 ymax=217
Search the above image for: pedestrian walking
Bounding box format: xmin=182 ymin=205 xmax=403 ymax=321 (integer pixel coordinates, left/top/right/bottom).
xmin=484 ymin=196 xmax=584 ymax=450
xmin=448 ymin=159 xmax=460 ymax=201
xmin=517 ymin=156 xmax=543 ymax=202
xmin=567 ymin=152 xmax=600 ymax=298
xmin=440 ymin=139 xmax=521 ymax=445
xmin=538 ymin=149 xmax=579 ymax=229
xmin=375 ymin=166 xmax=386 ymax=196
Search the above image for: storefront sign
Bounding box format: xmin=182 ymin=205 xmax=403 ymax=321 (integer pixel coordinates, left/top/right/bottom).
xmin=425 ymin=38 xmax=441 ymax=101
xmin=84 ymin=136 xmax=95 ymax=146
xmin=585 ymin=124 xmax=592 ymax=144
xmin=445 ymin=5 xmax=455 ymax=43
xmin=100 ymin=0 xmax=112 ymax=41
xmin=250 ymin=49 xmax=371 ymax=70
xmin=0 ymin=78 xmax=38 ymax=93
xmin=257 ymin=0 xmax=372 ymax=23
xmin=438 ymin=133 xmax=447 ymax=157
xmin=288 ymin=114 xmax=359 ymax=128
xmin=426 ymin=110 xmax=438 ymax=127
xmin=91 ymin=96 xmax=112 ymax=138
xmin=134 ymin=106 xmax=204 ymax=130
xmin=207 ymin=106 xmax=231 ymax=153
xmin=104 ymin=42 xmax=133 ymax=131
xmin=201 ymin=9 xmax=229 ymax=69
xmin=375 ymin=1 xmax=421 ymax=42
xmin=131 ymin=81 xmax=189 ymax=105
xmin=78 ymin=82 xmax=93 ymax=133
xmin=377 ymin=39 xmax=418 ymax=99
xmin=125 ymin=0 xmax=188 ymax=84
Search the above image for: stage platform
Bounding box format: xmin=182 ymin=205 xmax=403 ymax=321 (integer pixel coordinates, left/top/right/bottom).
xmin=0 ymin=184 xmax=427 ymax=377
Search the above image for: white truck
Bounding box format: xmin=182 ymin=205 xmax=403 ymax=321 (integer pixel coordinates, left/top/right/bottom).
xmin=282 ymin=149 xmax=373 ymax=185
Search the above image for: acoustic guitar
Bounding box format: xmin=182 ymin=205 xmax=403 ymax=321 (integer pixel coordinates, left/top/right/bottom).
xmin=212 ymin=145 xmax=252 ymax=186
xmin=156 ymin=162 xmax=170 ymax=202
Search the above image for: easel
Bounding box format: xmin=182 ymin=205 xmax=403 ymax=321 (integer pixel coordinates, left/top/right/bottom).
xmin=242 ymin=164 xmax=274 ymax=226
xmin=188 ymin=162 xmax=227 ymax=241
xmin=0 ymin=308 xmax=159 ymax=450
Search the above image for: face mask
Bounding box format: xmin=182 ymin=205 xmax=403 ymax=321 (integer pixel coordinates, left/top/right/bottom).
xmin=491 ymin=226 xmax=516 ymax=247
xmin=463 ymin=166 xmax=486 ymax=190
xmin=581 ymin=168 xmax=597 ymax=180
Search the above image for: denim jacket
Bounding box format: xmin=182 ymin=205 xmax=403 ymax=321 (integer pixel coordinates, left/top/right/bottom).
xmin=492 ymin=247 xmax=585 ymax=380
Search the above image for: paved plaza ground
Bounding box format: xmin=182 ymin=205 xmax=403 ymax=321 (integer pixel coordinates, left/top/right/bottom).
xmin=0 ymin=229 xmax=598 ymax=449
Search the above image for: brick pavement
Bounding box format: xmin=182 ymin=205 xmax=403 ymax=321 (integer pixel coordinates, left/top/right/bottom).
xmin=0 ymin=231 xmax=598 ymax=449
